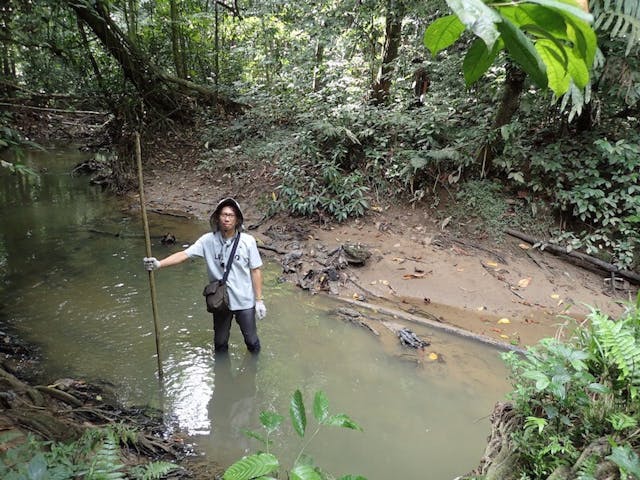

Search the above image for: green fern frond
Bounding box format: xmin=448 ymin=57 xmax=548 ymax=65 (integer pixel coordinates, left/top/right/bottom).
xmin=84 ymin=433 xmax=126 ymax=480
xmin=131 ymin=461 xmax=180 ymax=480
xmin=592 ymin=315 xmax=640 ymax=388
xmin=592 ymin=0 xmax=640 ymax=55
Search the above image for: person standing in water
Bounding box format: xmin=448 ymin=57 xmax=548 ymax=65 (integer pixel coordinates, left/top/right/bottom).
xmin=143 ymin=198 xmax=266 ymax=353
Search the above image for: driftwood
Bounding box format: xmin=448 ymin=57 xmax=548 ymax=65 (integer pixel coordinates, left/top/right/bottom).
xmin=337 ymin=297 xmax=524 ymax=353
xmin=505 ymin=228 xmax=640 ymax=285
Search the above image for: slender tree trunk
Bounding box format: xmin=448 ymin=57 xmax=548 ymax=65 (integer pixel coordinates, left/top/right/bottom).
xmin=169 ymin=0 xmax=186 ymax=79
xmin=124 ymin=0 xmax=139 ymax=42
xmin=214 ymin=0 xmax=219 ymax=88
xmin=370 ymin=0 xmax=405 ymax=105
xmin=0 ymin=0 xmax=16 ymax=96
xmin=312 ymin=40 xmax=325 ymax=92
xmin=476 ymin=60 xmax=526 ymax=176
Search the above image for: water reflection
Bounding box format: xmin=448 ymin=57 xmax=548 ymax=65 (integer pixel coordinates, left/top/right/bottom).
xmin=0 ymin=148 xmax=512 ymax=480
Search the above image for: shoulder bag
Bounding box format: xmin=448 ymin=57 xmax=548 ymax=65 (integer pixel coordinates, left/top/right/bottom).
xmin=203 ymin=233 xmax=240 ymax=312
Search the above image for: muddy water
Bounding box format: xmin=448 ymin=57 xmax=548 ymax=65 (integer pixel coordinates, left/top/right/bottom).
xmin=0 ymin=148 xmax=511 ymax=479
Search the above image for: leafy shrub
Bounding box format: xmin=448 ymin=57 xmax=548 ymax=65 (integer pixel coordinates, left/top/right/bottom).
xmin=272 ymin=128 xmax=370 ymax=222
xmin=528 ymin=137 xmax=640 ymax=269
xmin=223 ymin=389 xmax=365 ymax=480
xmin=501 ymin=295 xmax=640 ymax=479
xmin=0 ymin=425 xmax=179 ymax=480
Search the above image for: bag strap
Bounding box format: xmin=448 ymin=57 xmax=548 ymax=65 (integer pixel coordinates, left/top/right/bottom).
xmin=221 ymin=232 xmax=241 ymax=284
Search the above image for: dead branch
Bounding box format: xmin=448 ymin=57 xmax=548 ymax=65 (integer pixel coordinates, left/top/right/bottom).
xmin=505 ymin=228 xmax=640 ymax=285
xmin=0 ymin=101 xmax=108 ymax=115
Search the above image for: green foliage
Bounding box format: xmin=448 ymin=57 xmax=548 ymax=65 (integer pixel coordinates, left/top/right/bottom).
xmin=0 ymin=114 xmax=40 ymax=178
xmin=424 ymin=0 xmax=597 ymax=96
xmin=501 ymin=297 xmax=640 ymax=478
xmin=528 ymin=136 xmax=640 ymax=268
xmin=224 ymin=389 xmax=365 ymax=480
xmin=0 ymin=425 xmax=179 ymax=480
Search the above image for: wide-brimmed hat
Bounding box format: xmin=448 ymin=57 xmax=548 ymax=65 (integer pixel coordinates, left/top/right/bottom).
xmin=209 ymin=197 xmax=244 ymax=232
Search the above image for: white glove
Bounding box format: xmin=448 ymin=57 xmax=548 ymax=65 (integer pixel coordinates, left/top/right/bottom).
xmin=143 ymin=257 xmax=161 ymax=271
xmin=255 ymin=300 xmax=267 ymax=320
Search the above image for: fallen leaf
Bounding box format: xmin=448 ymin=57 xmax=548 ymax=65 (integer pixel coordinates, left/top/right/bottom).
xmin=550 ymin=294 xmax=560 ymax=299
xmin=370 ymin=281 xmax=377 ymax=285
xmin=518 ymin=243 xmax=530 ymax=250
xmin=392 ymin=257 xmax=405 ymax=263
xmin=440 ymin=216 xmax=451 ymax=230
xmin=517 ymin=277 xmax=531 ymax=288
xmin=381 ymin=280 xmax=390 ymax=285
xmin=497 ymin=318 xmax=511 ymax=324
xmin=477 ymin=306 xmax=486 ymax=311
xmin=500 ymin=334 xmax=510 ymax=339
xmin=428 ymin=352 xmax=438 ymax=361
xmin=491 ymin=328 xmax=503 ymax=333
xmin=486 ymin=261 xmax=498 ymax=267
xmin=403 ymin=273 xmax=426 ymax=279
xmin=456 ymin=267 xmax=464 ymax=272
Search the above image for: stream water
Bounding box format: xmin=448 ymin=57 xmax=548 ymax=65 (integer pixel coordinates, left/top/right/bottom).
xmin=0 ymin=147 xmax=511 ymax=479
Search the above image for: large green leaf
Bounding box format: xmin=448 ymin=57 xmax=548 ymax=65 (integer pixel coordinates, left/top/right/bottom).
xmin=290 ymin=389 xmax=307 ymax=437
xmin=565 ymin=16 xmax=597 ymax=66
xmin=527 ymin=0 xmax=593 ymax=24
xmin=499 ymin=4 xmax=567 ymax=38
xmin=446 ymin=0 xmax=502 ymax=49
xmin=290 ymin=464 xmax=323 ymax=480
xmin=463 ymin=37 xmax=503 ymax=85
xmin=535 ymin=39 xmax=570 ymax=95
xmin=565 ymin=46 xmax=590 ymax=88
xmin=423 ymin=15 xmax=465 ymax=55
xmin=497 ymin=17 xmax=548 ymax=88
xmin=313 ymin=390 xmax=330 ymax=423
xmin=607 ymin=446 xmax=640 ymax=478
xmin=223 ymin=453 xmax=279 ymax=480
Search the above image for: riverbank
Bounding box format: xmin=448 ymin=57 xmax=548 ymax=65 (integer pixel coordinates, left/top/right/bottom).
xmin=137 ymin=135 xmax=635 ymax=349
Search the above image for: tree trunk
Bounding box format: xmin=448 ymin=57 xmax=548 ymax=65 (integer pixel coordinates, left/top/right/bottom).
xmin=312 ymin=40 xmax=325 ymax=92
xmin=476 ymin=60 xmax=526 ymax=176
xmin=0 ymin=0 xmax=16 ymax=97
xmin=370 ymin=0 xmax=405 ymax=105
xmin=169 ymin=0 xmax=187 ymax=79
xmin=67 ymin=0 xmax=179 ymax=115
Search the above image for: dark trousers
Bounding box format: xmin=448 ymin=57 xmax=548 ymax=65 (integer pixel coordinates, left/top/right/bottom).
xmin=213 ymin=306 xmax=260 ymax=353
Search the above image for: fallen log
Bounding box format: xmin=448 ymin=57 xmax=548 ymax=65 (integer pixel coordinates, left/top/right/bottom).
xmin=505 ymin=228 xmax=640 ymax=285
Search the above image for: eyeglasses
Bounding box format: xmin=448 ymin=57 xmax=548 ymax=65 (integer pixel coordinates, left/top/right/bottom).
xmin=220 ymin=213 xmax=236 ymax=218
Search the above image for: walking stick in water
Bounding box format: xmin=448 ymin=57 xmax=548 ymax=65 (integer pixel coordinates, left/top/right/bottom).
xmin=135 ymin=132 xmax=165 ymax=384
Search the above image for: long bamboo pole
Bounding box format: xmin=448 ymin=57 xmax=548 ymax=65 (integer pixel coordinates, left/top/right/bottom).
xmin=135 ymin=132 xmax=165 ymax=384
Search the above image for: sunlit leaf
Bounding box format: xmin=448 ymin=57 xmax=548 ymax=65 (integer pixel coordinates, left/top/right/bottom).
xmin=446 ymin=0 xmax=502 ymax=49
xmin=527 ymin=0 xmax=593 ymax=24
xmin=499 ymin=4 xmax=567 ymax=38
xmin=424 ymin=15 xmax=466 ymax=55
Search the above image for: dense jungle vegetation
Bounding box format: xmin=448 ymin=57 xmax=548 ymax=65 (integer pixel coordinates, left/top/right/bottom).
xmin=1 ymin=0 xmax=638 ymax=271
xmin=1 ymin=2 xmax=640 ymax=478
